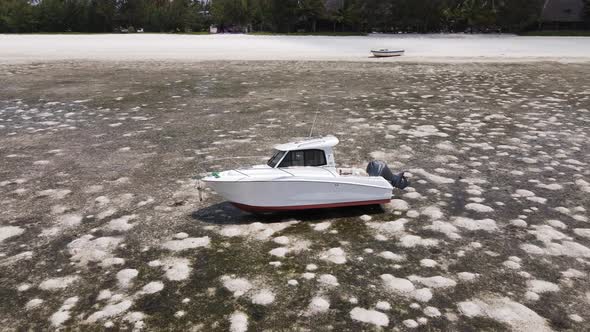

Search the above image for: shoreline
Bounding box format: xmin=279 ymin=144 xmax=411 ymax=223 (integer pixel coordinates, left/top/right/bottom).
xmin=2 ymin=34 xmax=590 ymax=65
xmin=3 ymin=30 xmax=590 ymax=37
xmin=2 ymin=57 xmax=590 ymax=66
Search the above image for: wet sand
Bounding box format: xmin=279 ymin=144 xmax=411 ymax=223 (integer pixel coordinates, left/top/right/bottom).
xmin=0 ymin=60 xmax=589 ymax=330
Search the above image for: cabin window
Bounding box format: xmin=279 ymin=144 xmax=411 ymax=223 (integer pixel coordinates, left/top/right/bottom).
xmin=267 ymin=150 xmax=285 ymax=168
xmin=303 ymin=149 xmax=327 ymax=166
xmin=278 ymin=149 xmax=326 ymax=167
xmin=279 ymin=150 xmax=304 ymax=167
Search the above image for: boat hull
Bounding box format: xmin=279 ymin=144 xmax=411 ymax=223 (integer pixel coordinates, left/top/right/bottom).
xmin=371 ymin=50 xmax=404 ymax=57
xmin=232 ymin=199 xmax=390 ymax=212
xmin=204 ymin=178 xmax=392 ymax=212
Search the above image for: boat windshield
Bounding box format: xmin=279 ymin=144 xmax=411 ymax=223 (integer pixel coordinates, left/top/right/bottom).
xmin=267 ymin=150 xmax=285 ymax=168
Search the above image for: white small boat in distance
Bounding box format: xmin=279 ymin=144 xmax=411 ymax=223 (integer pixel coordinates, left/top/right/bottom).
xmin=371 ymin=49 xmax=405 ymax=57
xmin=202 ymin=136 xmax=408 ymax=212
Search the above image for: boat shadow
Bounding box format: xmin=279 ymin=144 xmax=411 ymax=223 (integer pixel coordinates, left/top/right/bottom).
xmin=191 ymin=202 xmax=386 ymax=225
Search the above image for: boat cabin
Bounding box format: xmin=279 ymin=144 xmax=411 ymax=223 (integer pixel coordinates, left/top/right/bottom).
xmin=267 ymin=136 xmax=338 ymax=169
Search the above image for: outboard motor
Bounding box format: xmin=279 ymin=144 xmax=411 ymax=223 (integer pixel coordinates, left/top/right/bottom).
xmin=366 ymin=160 xmax=409 ymax=190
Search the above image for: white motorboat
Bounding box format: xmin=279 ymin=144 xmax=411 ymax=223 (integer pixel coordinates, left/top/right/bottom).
xmin=371 ymin=49 xmax=405 ymax=57
xmin=201 ymin=135 xmax=408 ymax=212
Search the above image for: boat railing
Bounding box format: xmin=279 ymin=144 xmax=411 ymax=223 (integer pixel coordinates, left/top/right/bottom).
xmin=196 ymin=155 xmax=268 ymax=174
xmin=277 ymin=168 xmax=294 ymax=176
xmin=318 ymin=166 xmax=338 ymax=177
xmin=196 ymin=156 xmax=340 ymax=179
xmin=233 ymin=169 xmax=251 ymax=177
xmin=194 ymin=156 xmax=268 ymax=200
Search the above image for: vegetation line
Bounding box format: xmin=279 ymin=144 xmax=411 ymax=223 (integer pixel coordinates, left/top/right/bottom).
xmin=1 ymin=0 xmax=589 ymax=34
xmin=519 ymin=30 xmax=590 ymax=36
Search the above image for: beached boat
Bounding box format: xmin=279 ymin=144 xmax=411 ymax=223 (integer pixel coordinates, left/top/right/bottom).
xmin=371 ymin=49 xmax=405 ymax=57
xmin=201 ymin=136 xmax=408 ymax=212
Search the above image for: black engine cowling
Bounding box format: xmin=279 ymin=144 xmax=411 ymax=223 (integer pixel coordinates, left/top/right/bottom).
xmin=366 ymin=160 xmax=409 ymax=189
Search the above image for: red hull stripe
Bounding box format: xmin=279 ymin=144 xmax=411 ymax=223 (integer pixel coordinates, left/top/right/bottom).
xmin=231 ymin=199 xmax=391 ymax=212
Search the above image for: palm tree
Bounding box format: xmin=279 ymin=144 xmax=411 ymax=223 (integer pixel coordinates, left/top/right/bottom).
xmin=459 ymin=0 xmax=495 ymax=31
xmin=332 ymin=7 xmax=344 ymax=31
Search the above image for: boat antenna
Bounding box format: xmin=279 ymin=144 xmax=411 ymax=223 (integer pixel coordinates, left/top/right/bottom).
xmin=309 ymin=111 xmax=319 ymax=137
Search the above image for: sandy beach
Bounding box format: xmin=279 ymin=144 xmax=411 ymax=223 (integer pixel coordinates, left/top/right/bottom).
xmin=2 ymin=33 xmax=590 ymax=64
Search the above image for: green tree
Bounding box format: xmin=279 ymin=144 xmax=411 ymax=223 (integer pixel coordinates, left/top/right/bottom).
xmin=166 ymin=0 xmax=190 ymax=31
xmin=299 ymin=0 xmax=324 ymax=32
xmin=35 ymin=0 xmax=65 ymax=31
xmin=341 ymin=0 xmax=362 ymax=31
xmin=186 ymin=0 xmax=210 ymax=32
xmin=583 ymin=0 xmax=590 ymax=23
xmin=458 ymin=0 xmax=496 ymax=31
xmin=62 ymin=0 xmax=89 ymax=31
xmin=359 ymin=0 xmax=390 ymax=32
xmin=89 ymin=0 xmax=117 ymax=32
xmin=496 ymin=0 xmax=543 ymax=32
xmin=331 ymin=6 xmax=344 ymax=32
xmin=119 ymin=0 xmax=148 ymax=29
xmin=211 ymin=0 xmax=251 ymax=29
xmin=0 ymin=0 xmax=574 ymax=34
xmin=0 ymin=0 xmax=35 ymax=32
xmin=268 ymin=0 xmax=297 ymax=32
xmin=249 ymin=0 xmax=269 ymax=31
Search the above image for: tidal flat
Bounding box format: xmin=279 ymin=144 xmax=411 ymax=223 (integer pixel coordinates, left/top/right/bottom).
xmin=0 ymin=60 xmax=589 ymax=330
